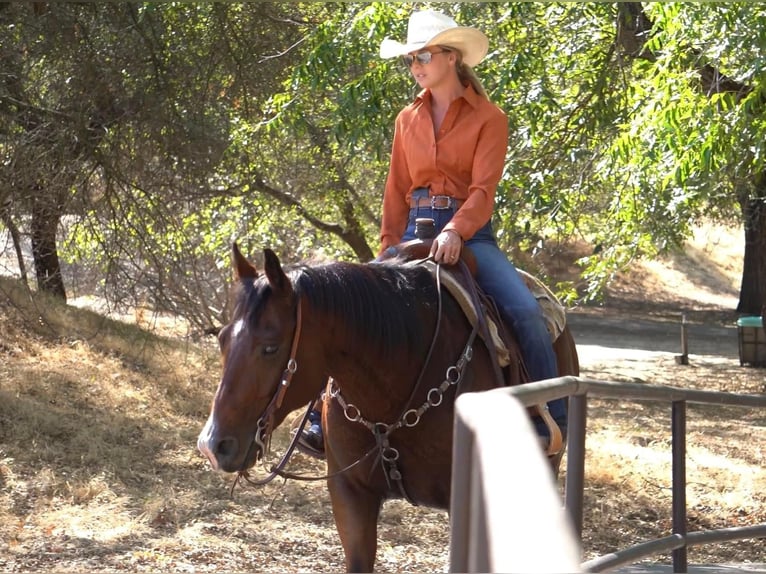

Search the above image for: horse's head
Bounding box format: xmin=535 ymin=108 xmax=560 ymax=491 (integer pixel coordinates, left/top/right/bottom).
xmin=197 ymin=244 xmax=306 ymax=473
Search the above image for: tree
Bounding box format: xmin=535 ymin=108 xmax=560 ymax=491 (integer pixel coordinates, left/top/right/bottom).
xmin=612 ymin=3 xmax=766 ymax=314
xmin=0 ymin=2 xmax=317 ymax=326
xmin=3 ymin=2 xmax=766 ymax=332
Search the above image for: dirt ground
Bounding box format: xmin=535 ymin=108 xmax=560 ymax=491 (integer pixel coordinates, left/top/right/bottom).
xmin=0 ymin=222 xmax=764 ymax=572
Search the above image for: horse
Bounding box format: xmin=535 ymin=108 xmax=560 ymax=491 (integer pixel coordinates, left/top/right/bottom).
xmin=197 ymin=243 xmax=580 ymax=572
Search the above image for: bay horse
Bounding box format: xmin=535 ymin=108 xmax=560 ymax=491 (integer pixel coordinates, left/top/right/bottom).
xmin=197 ymin=244 xmax=579 ymax=572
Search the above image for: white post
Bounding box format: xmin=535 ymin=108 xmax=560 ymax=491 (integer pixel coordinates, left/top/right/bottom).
xmin=450 ymin=387 xmax=582 ymax=573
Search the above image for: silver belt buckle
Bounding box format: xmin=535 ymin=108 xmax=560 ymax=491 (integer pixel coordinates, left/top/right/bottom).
xmin=430 ymin=195 xmax=452 ymax=210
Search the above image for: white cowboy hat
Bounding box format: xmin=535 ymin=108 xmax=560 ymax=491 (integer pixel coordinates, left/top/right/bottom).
xmin=379 ymin=10 xmax=489 ymax=68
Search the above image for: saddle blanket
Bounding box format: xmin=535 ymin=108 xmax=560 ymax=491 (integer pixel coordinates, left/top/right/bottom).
xmin=421 ymin=261 xmax=567 ymax=367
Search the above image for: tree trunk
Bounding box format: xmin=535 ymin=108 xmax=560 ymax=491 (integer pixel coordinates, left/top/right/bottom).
xmin=0 ymin=209 xmax=28 ymax=286
xmin=737 ymin=195 xmax=766 ymax=315
xmin=30 ymin=196 xmax=66 ymax=302
xmin=338 ymin=198 xmax=375 ymax=262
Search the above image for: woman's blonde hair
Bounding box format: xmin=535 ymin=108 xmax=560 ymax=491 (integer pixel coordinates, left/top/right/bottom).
xmin=442 ymin=46 xmax=488 ymax=99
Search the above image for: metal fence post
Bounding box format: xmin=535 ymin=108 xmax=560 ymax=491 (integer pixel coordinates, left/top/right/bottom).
xmin=566 ymin=393 xmax=587 ymax=541
xmin=672 ymin=400 xmax=688 ymax=573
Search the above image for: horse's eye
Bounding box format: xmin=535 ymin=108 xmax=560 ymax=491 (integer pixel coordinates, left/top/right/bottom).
xmin=262 ymin=344 xmax=279 ymax=355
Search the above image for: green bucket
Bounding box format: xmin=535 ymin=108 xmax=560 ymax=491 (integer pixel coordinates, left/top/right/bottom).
xmin=737 ymin=316 xmax=763 ymax=328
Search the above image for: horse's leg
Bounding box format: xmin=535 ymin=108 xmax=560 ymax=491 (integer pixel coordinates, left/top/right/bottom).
xmin=327 ymin=473 xmax=382 ymax=573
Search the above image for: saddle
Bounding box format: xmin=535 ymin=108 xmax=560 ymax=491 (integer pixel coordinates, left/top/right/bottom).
xmin=379 ymin=237 xmax=565 ymax=455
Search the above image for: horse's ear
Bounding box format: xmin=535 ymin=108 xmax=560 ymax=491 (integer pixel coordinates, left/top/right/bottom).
xmin=232 ymin=242 xmax=258 ymax=280
xmin=263 ymin=248 xmax=292 ymax=296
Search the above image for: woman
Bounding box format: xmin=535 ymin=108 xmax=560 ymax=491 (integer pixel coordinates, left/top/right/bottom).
xmin=299 ymin=9 xmax=566 ymax=455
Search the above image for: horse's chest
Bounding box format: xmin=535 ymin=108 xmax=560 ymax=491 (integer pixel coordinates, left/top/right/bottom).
xmin=328 ymin=414 xmax=453 ymax=509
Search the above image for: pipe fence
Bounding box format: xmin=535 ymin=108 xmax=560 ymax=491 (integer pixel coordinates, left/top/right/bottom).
xmin=449 ymin=376 xmax=766 ymax=573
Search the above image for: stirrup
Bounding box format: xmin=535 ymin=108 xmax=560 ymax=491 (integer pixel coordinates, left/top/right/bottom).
xmin=533 ymin=404 xmax=564 ymax=456
xmin=294 ymin=411 xmax=325 ymax=460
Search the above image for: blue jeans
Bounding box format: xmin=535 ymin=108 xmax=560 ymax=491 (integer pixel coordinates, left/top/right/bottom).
xmin=404 ymin=191 xmax=566 ymax=430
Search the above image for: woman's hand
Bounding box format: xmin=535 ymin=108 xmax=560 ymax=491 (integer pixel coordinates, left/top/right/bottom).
xmin=430 ymin=229 xmax=462 ymax=264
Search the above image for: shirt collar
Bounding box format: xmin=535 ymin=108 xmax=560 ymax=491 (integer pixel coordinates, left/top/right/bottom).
xmin=415 ymin=84 xmax=480 ymax=108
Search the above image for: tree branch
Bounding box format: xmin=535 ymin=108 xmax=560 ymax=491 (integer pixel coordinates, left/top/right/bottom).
xmin=616 ymin=3 xmax=752 ymax=100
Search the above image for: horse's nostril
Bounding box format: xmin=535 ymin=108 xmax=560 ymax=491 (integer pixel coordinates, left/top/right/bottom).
xmin=215 ymin=437 xmax=238 ymax=459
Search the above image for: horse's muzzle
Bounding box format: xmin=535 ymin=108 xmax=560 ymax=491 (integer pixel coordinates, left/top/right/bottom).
xmin=197 ymin=416 xmax=260 ymax=473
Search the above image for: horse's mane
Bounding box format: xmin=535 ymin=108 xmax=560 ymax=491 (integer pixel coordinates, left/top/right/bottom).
xmin=235 ymin=260 xmax=439 ymax=359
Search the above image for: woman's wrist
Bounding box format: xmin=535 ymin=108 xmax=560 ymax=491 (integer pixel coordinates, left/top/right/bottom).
xmin=445 ymin=229 xmax=462 ymax=241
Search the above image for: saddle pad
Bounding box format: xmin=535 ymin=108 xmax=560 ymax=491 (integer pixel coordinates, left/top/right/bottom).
xmin=416 ymin=262 xmax=566 ymax=367
xmin=419 ymin=261 xmax=511 ymax=366
xmin=516 ymin=268 xmax=567 ymax=341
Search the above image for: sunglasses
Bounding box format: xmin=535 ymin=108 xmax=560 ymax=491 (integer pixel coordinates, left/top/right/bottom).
xmin=401 ymin=49 xmax=448 ymax=68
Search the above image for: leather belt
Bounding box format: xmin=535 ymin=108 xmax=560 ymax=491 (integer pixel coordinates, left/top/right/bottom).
xmin=410 ymin=195 xmax=464 ymax=210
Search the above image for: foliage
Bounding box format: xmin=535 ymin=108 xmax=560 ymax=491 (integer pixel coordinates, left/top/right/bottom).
xmin=2 ymin=2 xmax=766 ymax=327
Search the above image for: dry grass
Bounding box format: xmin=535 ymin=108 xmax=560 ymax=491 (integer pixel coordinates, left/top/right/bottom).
xmin=0 ymin=221 xmax=764 ymax=571
xmin=0 ymin=276 xmax=449 ymax=572
xmin=577 ymin=391 xmax=766 ymax=565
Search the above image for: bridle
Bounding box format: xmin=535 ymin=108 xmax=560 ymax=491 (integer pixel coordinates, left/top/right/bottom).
xmin=232 ymin=300 xmax=303 ymax=489
xmin=233 ymin=296 xmax=380 ymax=491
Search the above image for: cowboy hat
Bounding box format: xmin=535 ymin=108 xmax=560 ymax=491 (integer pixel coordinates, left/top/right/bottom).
xmin=379 ymin=10 xmax=489 ymax=68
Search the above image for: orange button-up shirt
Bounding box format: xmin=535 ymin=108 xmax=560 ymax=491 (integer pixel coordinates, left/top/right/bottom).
xmin=379 ymin=84 xmax=509 ymax=253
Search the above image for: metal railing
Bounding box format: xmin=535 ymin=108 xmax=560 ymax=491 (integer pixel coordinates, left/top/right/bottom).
xmin=450 ymin=388 xmax=582 ymax=573
xmin=449 ymin=376 xmax=766 ymax=573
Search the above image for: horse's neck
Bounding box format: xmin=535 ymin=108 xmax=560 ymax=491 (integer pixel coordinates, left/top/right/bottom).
xmin=306 ymin=305 xmax=422 ymax=416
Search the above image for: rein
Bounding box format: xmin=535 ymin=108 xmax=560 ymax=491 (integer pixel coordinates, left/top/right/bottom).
xmin=328 ymin=260 xmax=479 ymax=501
